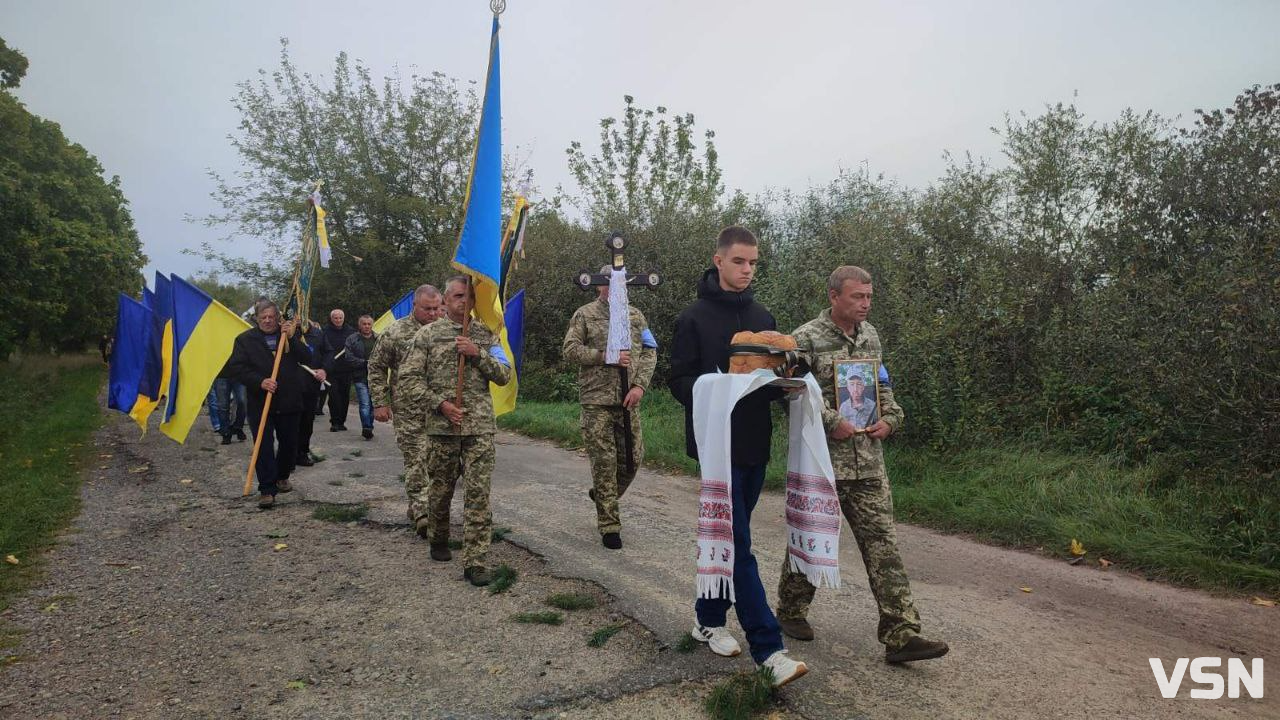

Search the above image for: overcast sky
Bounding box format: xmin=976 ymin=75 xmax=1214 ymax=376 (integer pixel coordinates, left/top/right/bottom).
xmin=6 ymin=0 xmax=1278 ymax=281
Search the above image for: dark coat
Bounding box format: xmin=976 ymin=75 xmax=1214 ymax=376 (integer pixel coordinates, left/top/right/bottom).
xmin=298 ymin=325 xmax=329 ymax=393
xmin=228 ymin=326 xmax=309 ymax=417
xmin=321 ymin=322 xmax=357 ymax=378
xmin=668 ymin=268 xmax=782 ymax=467
xmin=341 ymin=331 xmax=377 ymax=383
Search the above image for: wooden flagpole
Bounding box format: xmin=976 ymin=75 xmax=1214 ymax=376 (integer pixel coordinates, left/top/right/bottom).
xmin=242 ymin=181 xmax=320 ymax=496
xmin=242 ymin=332 xmax=288 ymax=496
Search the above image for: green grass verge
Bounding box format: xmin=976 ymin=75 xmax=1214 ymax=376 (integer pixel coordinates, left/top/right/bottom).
xmin=0 ymin=357 xmax=105 ymax=618
xmin=704 ymin=669 xmax=777 ymax=720
xmin=311 ymin=503 xmax=369 ymax=522
xmin=512 ymin=610 xmax=564 ymax=625
xmin=586 ymin=622 xmax=625 ymax=648
xmin=500 ymin=398 xmax=1280 ymax=593
xmin=545 ymin=592 xmax=597 ymax=611
xmin=888 ymin=445 xmax=1280 ymax=591
xmin=488 ymin=564 xmax=518 ymax=594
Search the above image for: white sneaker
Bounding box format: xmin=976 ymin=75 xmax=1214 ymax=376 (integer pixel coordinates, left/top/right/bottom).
xmin=691 ymin=622 xmax=742 ymax=657
xmin=760 ymin=650 xmax=808 ymax=687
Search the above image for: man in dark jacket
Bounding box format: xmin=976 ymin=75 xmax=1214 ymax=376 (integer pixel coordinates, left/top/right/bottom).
xmin=668 ymin=226 xmax=805 ymax=686
xmin=295 ymin=321 xmax=329 ymax=466
xmin=341 ymin=314 xmax=378 ymax=439
xmin=321 ymin=308 xmax=356 ymax=431
xmin=228 ymin=300 xmax=309 ymax=508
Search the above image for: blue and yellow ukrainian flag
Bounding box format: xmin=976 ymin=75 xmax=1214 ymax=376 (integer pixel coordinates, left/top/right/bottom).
xmin=157 ymin=276 xmax=250 ymax=443
xmin=128 ymin=272 xmax=175 ymax=430
xmin=372 ymin=289 xmax=415 ymax=334
xmin=107 ymin=293 xmax=154 ymax=415
xmin=504 ymin=289 xmax=525 ymax=377
xmin=452 ymin=15 xmax=520 ymax=415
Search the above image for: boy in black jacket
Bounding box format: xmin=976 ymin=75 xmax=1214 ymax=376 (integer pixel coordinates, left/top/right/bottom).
xmin=668 ymin=226 xmax=807 ymax=686
xmin=228 ymin=300 xmax=309 ymax=508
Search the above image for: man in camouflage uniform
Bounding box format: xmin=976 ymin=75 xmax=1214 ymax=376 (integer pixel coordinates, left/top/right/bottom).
xmin=368 ymin=284 xmax=445 ymax=537
xmin=561 ymin=269 xmax=658 ymax=550
xmin=776 ymin=265 xmax=950 ymax=664
xmin=400 ymin=276 xmax=511 ymax=586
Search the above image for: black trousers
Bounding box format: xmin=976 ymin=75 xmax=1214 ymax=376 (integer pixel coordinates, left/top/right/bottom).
xmin=249 ymin=411 xmax=299 ymax=496
xmin=327 ymin=376 xmax=352 ymax=428
xmin=298 ymin=390 xmax=318 ymax=458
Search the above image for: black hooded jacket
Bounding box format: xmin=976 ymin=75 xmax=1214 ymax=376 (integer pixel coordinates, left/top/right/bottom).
xmin=668 ymin=268 xmax=781 ymax=466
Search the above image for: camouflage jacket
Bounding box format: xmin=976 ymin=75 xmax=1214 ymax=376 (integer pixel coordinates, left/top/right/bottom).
xmin=367 ymin=314 xmax=429 ymax=411
xmin=561 ymin=298 xmax=658 ymax=406
xmin=400 ymin=316 xmax=511 ymax=436
xmin=793 ymin=308 xmax=905 ymax=480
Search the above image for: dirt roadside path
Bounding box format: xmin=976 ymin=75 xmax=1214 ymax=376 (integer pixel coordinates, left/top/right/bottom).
xmin=1 ymin=412 xmax=1275 ymax=719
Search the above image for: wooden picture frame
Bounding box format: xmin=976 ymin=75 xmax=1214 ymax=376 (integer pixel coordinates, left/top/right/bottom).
xmin=833 ymin=358 xmax=880 ymax=433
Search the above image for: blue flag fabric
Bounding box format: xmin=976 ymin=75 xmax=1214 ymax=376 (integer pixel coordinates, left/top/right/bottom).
xmin=107 ymin=293 xmax=154 ymax=414
xmin=504 ymin=290 xmax=525 ymax=377
xmin=372 ymin=289 xmax=414 ymax=334
xmin=129 ymin=274 xmax=175 ymax=429
xmin=451 ymin=16 xmax=504 ymax=334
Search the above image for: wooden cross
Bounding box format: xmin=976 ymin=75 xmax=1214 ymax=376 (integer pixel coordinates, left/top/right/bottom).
xmin=575 ymin=233 xmax=662 ymax=292
xmin=573 ymin=233 xmax=660 ymax=474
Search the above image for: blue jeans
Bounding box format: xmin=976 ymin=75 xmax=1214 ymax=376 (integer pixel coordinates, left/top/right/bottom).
xmin=213 ymin=379 xmax=247 ymax=434
xmin=207 ymin=387 xmax=223 ymax=432
xmin=695 ymin=463 xmax=785 ymax=663
xmin=353 ymin=380 xmax=373 ymax=430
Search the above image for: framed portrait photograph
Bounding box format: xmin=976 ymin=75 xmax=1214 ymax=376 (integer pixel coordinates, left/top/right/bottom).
xmin=833 ymin=358 xmax=880 ymax=433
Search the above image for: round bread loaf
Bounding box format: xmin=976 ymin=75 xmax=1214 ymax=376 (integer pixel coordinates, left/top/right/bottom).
xmin=728 ymin=330 xmax=798 ymax=374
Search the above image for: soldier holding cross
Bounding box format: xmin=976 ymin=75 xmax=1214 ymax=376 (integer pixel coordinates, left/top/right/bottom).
xmin=563 ymin=264 xmax=658 ymax=549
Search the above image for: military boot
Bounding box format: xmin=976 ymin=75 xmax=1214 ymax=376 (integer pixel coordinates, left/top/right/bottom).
xmin=778 ymin=617 xmax=814 ymax=641
xmin=429 ymin=542 xmax=452 ymax=562
xmin=885 ymin=636 xmax=949 ymax=663
xmin=464 ymin=566 xmax=491 ymax=587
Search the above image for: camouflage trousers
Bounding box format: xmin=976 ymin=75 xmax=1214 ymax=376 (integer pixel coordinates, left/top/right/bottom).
xmin=423 ymin=433 xmax=495 ymax=569
xmin=776 ymin=474 xmax=922 ymax=648
xmin=392 ymin=404 xmax=431 ymax=525
xmin=581 ymin=405 xmax=643 ymax=534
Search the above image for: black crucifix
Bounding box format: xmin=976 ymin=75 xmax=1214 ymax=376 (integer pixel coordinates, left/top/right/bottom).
xmin=574 ymin=233 xmax=661 ymax=474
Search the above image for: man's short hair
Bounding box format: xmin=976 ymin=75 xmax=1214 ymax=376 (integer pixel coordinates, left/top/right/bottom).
xmin=828 ymin=265 xmax=873 ymax=293
xmin=255 ymin=299 xmax=279 ymax=316
xmin=414 ymin=284 xmax=441 ymax=301
xmin=358 ymin=314 xmax=374 ymax=323
xmin=444 ymin=275 xmax=470 ymax=291
xmin=716 ymin=225 xmax=758 ymax=252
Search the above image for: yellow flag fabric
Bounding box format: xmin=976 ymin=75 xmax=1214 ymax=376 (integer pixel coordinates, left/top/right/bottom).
xmin=158 ymin=277 xmax=251 ymax=443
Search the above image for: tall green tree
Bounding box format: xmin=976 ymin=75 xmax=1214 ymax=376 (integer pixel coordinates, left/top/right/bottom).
xmin=0 ymin=38 xmax=145 ymax=356
xmin=515 ymin=96 xmax=741 ymax=391
xmin=0 ymin=38 xmax=29 ymax=89
xmin=199 ymin=39 xmax=482 ymax=317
